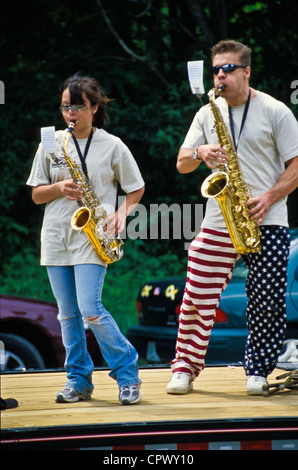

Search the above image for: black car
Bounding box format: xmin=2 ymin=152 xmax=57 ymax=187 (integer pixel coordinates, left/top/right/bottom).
xmin=127 ymin=231 xmax=298 ymax=365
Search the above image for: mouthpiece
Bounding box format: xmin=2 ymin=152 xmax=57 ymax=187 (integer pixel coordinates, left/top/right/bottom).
xmin=217 ymin=85 xmax=225 ymax=93
xmin=67 ymin=121 xmax=76 ymax=134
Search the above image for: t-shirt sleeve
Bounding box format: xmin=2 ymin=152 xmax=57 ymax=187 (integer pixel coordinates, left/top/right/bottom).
xmin=26 ymin=143 xmax=51 ymax=187
xmin=181 ymin=107 xmax=209 ymax=149
xmin=112 ymin=141 xmax=145 ymax=194
xmin=274 ymin=107 xmax=298 ymax=163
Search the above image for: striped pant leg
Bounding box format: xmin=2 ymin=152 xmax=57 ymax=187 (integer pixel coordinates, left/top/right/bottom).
xmin=171 ymin=228 xmax=238 ymax=380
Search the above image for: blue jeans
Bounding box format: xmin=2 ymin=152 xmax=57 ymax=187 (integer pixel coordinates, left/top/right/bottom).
xmin=47 ymin=264 xmax=140 ymax=394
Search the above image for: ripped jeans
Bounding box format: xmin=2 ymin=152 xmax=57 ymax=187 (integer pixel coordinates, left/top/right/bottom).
xmin=47 ymin=264 xmax=140 ymax=394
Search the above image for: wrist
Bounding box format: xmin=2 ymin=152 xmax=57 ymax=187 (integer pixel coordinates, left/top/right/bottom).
xmin=193 ymin=146 xmax=202 ymax=161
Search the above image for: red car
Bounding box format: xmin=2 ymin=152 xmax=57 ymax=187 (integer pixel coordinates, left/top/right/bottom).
xmin=0 ymin=295 xmax=102 ymax=371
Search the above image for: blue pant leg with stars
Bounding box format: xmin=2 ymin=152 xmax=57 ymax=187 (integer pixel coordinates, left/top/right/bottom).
xmin=242 ymin=225 xmax=290 ymax=378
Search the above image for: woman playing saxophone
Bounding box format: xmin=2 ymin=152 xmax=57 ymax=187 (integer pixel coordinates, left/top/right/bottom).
xmin=27 ymin=74 xmax=145 ymax=405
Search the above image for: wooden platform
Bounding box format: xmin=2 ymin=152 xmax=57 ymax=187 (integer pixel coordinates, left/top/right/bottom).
xmin=1 ymin=366 xmax=298 ymax=450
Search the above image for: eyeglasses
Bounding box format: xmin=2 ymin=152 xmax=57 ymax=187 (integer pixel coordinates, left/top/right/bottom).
xmin=60 ymin=104 xmax=87 ymax=113
xmin=212 ymin=64 xmax=247 ymax=75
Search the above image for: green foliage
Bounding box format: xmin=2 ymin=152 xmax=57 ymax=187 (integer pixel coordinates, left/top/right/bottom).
xmin=1 ymin=0 xmax=297 ymax=335
xmin=0 ymin=241 xmax=187 ymax=334
xmin=0 ymin=249 xmax=55 ymax=302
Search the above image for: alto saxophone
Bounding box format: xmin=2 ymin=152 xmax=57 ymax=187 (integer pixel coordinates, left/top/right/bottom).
xmin=63 ymin=122 xmax=124 ymax=264
xmin=201 ymin=87 xmax=261 ymax=254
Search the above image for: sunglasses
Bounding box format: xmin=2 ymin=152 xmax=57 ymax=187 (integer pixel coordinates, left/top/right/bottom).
xmin=212 ymin=64 xmax=247 ymax=75
xmin=60 ymin=104 xmax=87 ymax=113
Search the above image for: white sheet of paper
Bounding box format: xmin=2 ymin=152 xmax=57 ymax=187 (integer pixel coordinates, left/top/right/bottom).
xmin=41 ymin=126 xmax=56 ymax=153
xmin=187 ymin=60 xmax=205 ymax=95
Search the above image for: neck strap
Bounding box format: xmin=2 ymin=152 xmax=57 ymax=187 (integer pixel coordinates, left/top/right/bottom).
xmin=72 ymin=128 xmax=94 ymax=179
xmin=228 ymin=89 xmax=251 ymax=151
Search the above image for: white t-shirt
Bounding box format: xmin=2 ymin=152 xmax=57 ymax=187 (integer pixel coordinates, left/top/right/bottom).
xmin=27 ymin=128 xmax=145 ymax=266
xmin=182 ymin=90 xmax=298 ymax=229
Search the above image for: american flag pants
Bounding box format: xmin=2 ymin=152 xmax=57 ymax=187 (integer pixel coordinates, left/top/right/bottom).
xmin=171 ymin=226 xmax=290 ymax=380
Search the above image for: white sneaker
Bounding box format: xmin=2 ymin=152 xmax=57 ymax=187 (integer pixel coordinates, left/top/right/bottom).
xmin=246 ymin=375 xmax=268 ymax=396
xmin=119 ymin=384 xmax=141 ymax=405
xmin=167 ymin=372 xmax=193 ymax=394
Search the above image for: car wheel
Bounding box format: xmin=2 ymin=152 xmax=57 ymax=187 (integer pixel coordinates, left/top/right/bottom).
xmin=0 ymin=333 xmax=46 ymax=371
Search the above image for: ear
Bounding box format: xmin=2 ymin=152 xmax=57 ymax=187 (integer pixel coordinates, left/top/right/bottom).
xmin=244 ymin=66 xmax=251 ymax=80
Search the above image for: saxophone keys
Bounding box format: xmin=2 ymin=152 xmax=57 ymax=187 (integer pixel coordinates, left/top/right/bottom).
xmin=94 ymin=206 xmax=107 ymax=219
xmin=95 ymin=222 xmax=106 ymax=240
xmin=246 ymin=237 xmax=261 ymax=251
xmin=237 ymin=221 xmax=247 ymax=230
xmin=230 ymin=170 xmax=239 ymax=180
xmin=236 ymin=194 xmax=247 ymax=205
xmin=246 ymin=237 xmax=255 ymax=247
xmin=246 ymin=221 xmax=257 ymax=230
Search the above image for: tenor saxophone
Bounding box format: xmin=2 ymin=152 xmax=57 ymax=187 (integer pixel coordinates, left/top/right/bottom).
xmin=63 ymin=122 xmax=124 ymax=264
xmin=201 ymin=87 xmax=261 ymax=254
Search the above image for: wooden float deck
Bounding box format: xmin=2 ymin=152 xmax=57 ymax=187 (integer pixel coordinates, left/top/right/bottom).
xmin=1 ymin=366 xmax=298 ymax=450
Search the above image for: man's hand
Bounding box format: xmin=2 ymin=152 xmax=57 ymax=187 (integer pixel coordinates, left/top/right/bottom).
xmin=245 ymin=193 xmax=272 ymax=225
xmin=197 ymin=144 xmax=228 ymax=169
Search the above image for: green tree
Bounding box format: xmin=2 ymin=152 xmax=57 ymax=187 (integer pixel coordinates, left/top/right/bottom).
xmin=1 ymin=0 xmax=297 ymax=311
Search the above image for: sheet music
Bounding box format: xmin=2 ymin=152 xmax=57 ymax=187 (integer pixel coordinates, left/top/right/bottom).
xmin=187 ymin=60 xmax=205 ymax=96
xmin=41 ymin=126 xmax=56 ymax=153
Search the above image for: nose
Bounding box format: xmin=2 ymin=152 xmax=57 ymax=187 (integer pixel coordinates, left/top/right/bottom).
xmin=67 ymin=108 xmax=77 ymax=115
xmin=217 ymin=67 xmax=226 ymax=78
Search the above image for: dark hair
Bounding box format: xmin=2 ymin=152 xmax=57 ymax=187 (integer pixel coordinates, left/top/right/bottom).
xmin=60 ymin=74 xmax=112 ymax=128
xmin=211 ymin=40 xmax=252 ymax=67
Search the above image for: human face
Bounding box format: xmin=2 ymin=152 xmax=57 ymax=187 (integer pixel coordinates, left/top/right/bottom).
xmin=61 ymin=88 xmax=98 ymax=138
xmin=212 ymin=52 xmax=251 ymax=106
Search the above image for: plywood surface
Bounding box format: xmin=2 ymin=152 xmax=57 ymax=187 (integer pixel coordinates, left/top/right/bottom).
xmin=1 ymin=366 xmax=298 ymax=430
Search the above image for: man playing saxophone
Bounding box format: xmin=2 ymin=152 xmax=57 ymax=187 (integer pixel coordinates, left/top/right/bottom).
xmin=27 ymin=74 xmax=145 ymax=405
xmin=167 ymin=40 xmax=298 ymax=396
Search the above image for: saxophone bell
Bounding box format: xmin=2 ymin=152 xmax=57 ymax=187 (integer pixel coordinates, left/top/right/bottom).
xmin=201 ymin=171 xmax=229 ymax=198
xmin=71 ymin=207 xmax=124 ymax=264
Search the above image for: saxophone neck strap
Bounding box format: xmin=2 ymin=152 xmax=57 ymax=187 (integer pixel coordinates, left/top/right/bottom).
xmin=228 ymin=88 xmax=251 ymax=151
xmin=72 ymin=128 xmax=94 ymax=179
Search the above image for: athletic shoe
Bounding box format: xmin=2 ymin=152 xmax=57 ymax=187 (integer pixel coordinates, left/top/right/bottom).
xmin=56 ymin=387 xmax=92 ymax=403
xmin=166 ymin=372 xmax=193 ymax=394
xmin=246 ymin=375 xmax=268 ymax=396
xmin=119 ymin=384 xmax=141 ymax=405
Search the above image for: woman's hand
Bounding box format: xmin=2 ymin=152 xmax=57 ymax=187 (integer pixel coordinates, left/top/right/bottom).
xmin=103 ymin=186 xmax=145 ymax=235
xmin=103 ymin=211 xmax=126 ymax=236
xmin=59 ymin=179 xmax=83 ymax=200
xmin=32 ymin=179 xmax=83 ymax=204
